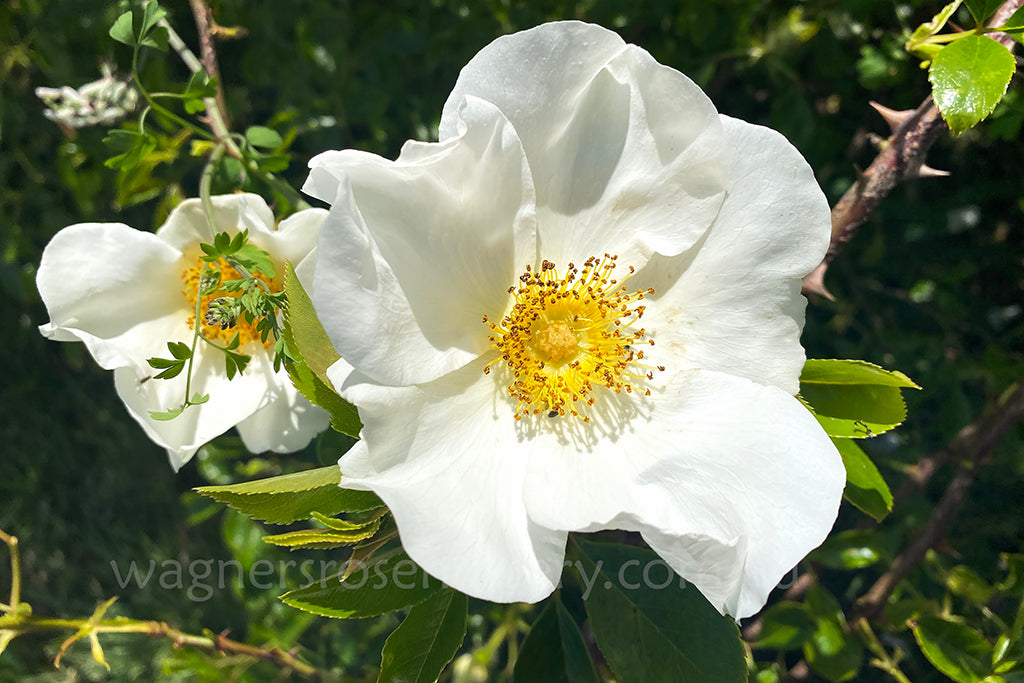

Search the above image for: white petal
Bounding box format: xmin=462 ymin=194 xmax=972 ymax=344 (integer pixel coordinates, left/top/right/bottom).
xmin=442 ymin=21 xmax=728 ymax=267
xmin=337 ymin=362 xmax=567 ymax=603
xmin=307 ymin=97 xmax=537 ymax=386
xmin=522 ymin=369 xmax=844 ymax=618
xmin=236 ymin=384 xmax=330 ymax=454
xmin=157 ymin=194 xmax=276 ymax=251
xmin=37 ymin=222 xmax=186 ymax=369
xmin=636 ymin=116 xmax=832 ymax=394
xmin=114 ymin=348 xmax=281 ymax=470
xmin=247 ymin=207 xmax=326 ymax=266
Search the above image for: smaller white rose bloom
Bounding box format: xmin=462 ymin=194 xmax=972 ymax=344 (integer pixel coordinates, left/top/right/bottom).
xmin=306 ymin=21 xmax=845 ymax=618
xmin=37 ymin=193 xmax=330 ymax=470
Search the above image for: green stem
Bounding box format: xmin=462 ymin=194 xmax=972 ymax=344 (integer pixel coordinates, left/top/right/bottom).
xmin=0 ymin=530 xmax=20 ymax=611
xmin=853 ymin=618 xmax=912 ymax=683
xmin=199 ymin=142 xmax=226 ymax=241
xmin=131 ymin=46 xmax=214 ymax=142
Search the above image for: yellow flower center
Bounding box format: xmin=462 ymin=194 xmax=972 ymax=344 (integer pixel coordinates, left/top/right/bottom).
xmin=483 ymin=254 xmax=663 ymax=422
xmin=181 ymin=256 xmax=276 ymax=347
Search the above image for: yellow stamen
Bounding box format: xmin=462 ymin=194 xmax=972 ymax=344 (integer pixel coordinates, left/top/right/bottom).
xmin=483 ymin=254 xmax=662 ymax=422
xmin=181 ymin=256 xmax=276 ymax=347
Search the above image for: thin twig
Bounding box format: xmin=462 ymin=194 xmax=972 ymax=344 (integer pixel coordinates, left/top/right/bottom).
xmin=187 ymin=0 xmax=231 ymax=130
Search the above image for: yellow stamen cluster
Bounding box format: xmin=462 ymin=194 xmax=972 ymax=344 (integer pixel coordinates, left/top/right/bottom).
xmin=483 ymin=254 xmax=664 ymax=422
xmin=181 ymin=257 xmax=276 ymax=347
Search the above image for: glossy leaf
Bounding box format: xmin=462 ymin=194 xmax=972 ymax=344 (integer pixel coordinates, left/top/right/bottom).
xmin=195 ymin=466 xmax=382 ymax=525
xmin=379 ymin=588 xmax=467 ymax=683
xmin=946 ymin=565 xmax=995 ymax=606
xmin=752 ymin=602 xmax=816 ymax=651
xmin=280 ymin=550 xmax=442 ymax=619
xmin=800 ymin=360 xmax=918 ymax=439
xmin=809 ymin=529 xmax=887 ymax=570
xmin=930 ymin=34 xmax=1016 ymax=135
xmin=803 ymin=584 xmax=864 ymax=682
xmin=245 ymin=125 xmax=284 ymax=149
xmin=833 ymin=438 xmax=893 ymax=520
xmin=514 ymin=599 xmax=601 ymax=683
xmin=912 ymin=617 xmax=993 ymax=682
xmin=964 ymin=0 xmax=1002 ymax=24
xmin=574 ymin=541 xmax=746 ymax=683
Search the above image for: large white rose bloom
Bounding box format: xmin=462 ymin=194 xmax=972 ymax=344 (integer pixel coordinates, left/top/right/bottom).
xmin=305 ymin=22 xmax=845 ymax=618
xmin=38 ymin=193 xmax=330 ymax=470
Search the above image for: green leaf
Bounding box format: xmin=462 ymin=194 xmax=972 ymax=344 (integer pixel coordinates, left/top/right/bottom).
xmin=262 ymin=519 xmax=381 ymax=550
xmin=809 ymin=529 xmax=887 ymax=570
xmin=189 ymin=392 xmax=209 ymax=405
xmin=149 ymin=406 xmax=184 ymax=421
xmin=232 ymin=244 xmax=276 ymax=278
xmin=379 ymin=588 xmax=468 ymax=683
xmin=109 ymin=11 xmax=135 ymax=46
xmin=800 ymin=360 xmax=919 ymax=439
xmin=998 ymin=6 xmax=1024 ymax=33
xmin=912 ymin=617 xmax=993 ymax=682
xmin=930 ymin=34 xmax=1016 ymax=135
xmin=283 ymin=262 xmax=362 ymax=437
xmin=140 ymin=25 xmax=168 ymax=51
xmin=167 ymin=341 xmax=191 ymax=360
xmin=280 ymin=549 xmax=442 ymax=619
xmin=752 ymin=602 xmax=817 ymax=651
xmin=965 ymin=0 xmax=1003 ymax=24
xmin=245 ymin=125 xmax=284 ymax=149
xmin=195 ymin=466 xmax=382 ymax=525
xmin=803 ymin=584 xmax=864 ymax=682
xmin=906 ymin=1 xmax=962 ymax=58
xmin=573 ymin=540 xmax=746 ymax=683
xmin=514 ymin=599 xmax=601 ymax=683
xmin=103 ymin=130 xmax=157 ymax=171
xmin=833 ymin=438 xmax=893 ymax=521
xmin=256 ymin=153 xmax=290 ymax=173
xmin=138 ymin=1 xmax=167 ymax=38
xmin=946 ymin=565 xmax=996 ymax=606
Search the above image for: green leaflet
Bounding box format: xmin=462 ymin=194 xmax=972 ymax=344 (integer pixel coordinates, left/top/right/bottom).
xmin=282 ymin=262 xmax=362 ymax=437
xmin=800 ymin=359 xmax=919 ymax=439
xmin=911 ymin=617 xmax=994 ymax=682
xmin=280 ymin=549 xmax=442 ymax=619
xmin=752 ymin=602 xmax=817 ymax=651
xmin=572 ymin=540 xmax=745 ymax=683
xmin=833 ymin=438 xmax=893 ymax=521
xmin=195 ymin=466 xmax=382 ymax=525
xmin=809 ymin=529 xmax=888 ymax=570
xmin=930 ymin=34 xmax=1016 ymax=135
xmin=513 ymin=599 xmax=601 ymax=683
xmin=802 ymin=584 xmax=864 ymax=682
xmin=378 ymin=588 xmax=468 ymax=683
xmin=262 ymin=517 xmax=382 ymax=550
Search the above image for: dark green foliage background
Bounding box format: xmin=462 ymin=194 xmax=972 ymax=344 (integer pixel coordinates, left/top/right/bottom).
xmin=1 ymin=0 xmax=1022 ymax=680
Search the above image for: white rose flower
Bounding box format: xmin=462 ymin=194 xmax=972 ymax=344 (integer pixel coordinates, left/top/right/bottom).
xmin=37 ymin=193 xmax=330 ymax=470
xmin=304 ymin=21 xmax=844 ymax=618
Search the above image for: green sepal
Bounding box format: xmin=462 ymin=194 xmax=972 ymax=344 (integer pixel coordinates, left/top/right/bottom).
xmin=833 ymin=438 xmax=893 ymax=521
xmin=930 ymin=34 xmax=1016 ymax=135
xmin=195 ymin=466 xmax=382 ymax=525
xmin=283 ymin=262 xmax=362 ymax=437
xmin=572 ymin=540 xmax=746 ymax=683
xmin=514 ymin=598 xmax=601 ymax=683
xmin=799 ymin=359 xmax=919 ymax=439
xmin=379 ymin=588 xmax=468 ymax=683
xmin=280 ymin=549 xmax=443 ymax=619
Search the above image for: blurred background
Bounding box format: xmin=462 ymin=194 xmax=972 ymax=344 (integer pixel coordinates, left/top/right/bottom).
xmin=2 ymin=0 xmax=1022 ymax=680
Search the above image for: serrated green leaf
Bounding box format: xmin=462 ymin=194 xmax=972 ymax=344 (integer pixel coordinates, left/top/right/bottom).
xmin=912 ymin=617 xmax=993 ymax=682
xmin=263 ymin=519 xmax=381 ymax=549
xmin=833 ymin=438 xmax=893 ymax=521
xmin=109 ymin=11 xmax=135 ymax=46
xmin=930 ymin=34 xmax=1016 ymax=135
xmin=803 ymin=584 xmax=864 ymax=682
xmin=809 ymin=529 xmax=887 ymax=570
xmin=311 ymin=509 xmax=385 ymax=531
xmin=800 ymin=360 xmax=918 ymax=439
xmin=752 ymin=602 xmax=817 ymax=651
xmin=379 ymin=588 xmax=468 ymax=683
xmin=283 ymin=262 xmax=362 ymax=437
xmin=514 ymin=599 xmax=602 ymax=683
xmin=801 ymin=360 xmax=920 ymax=388
xmin=195 ymin=466 xmax=382 ymax=525
xmin=232 ymin=244 xmax=276 ymax=278
xmin=245 ymin=125 xmax=284 ymax=149
xmin=965 ymin=0 xmax=1002 ymax=24
xmin=574 ymin=540 xmax=746 ymax=683
xmin=280 ymin=549 xmax=442 ymax=619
